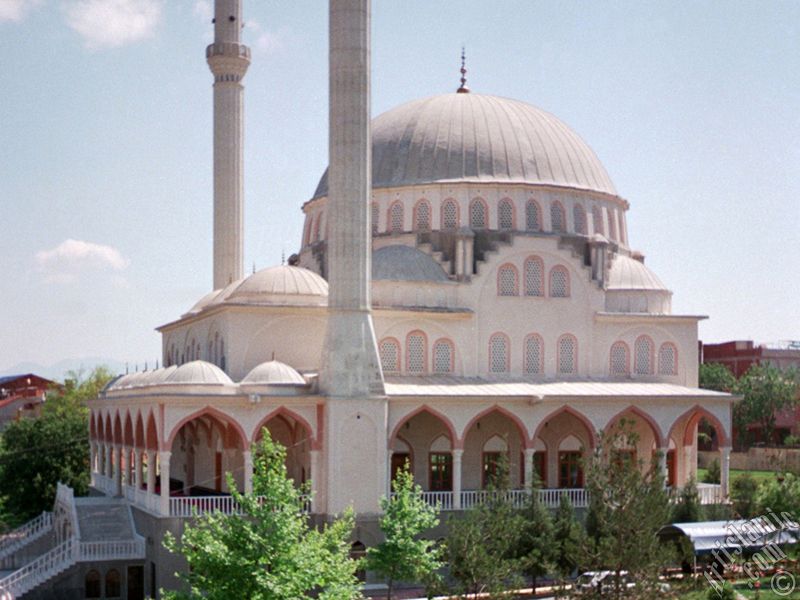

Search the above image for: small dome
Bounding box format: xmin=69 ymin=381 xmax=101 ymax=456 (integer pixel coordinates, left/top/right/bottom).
xmin=164 ymin=361 xmax=233 ymax=385
xmin=140 ymin=365 xmax=177 ymax=386
xmin=373 ymin=245 xmax=450 ymax=282
xmin=241 ymin=360 xmax=306 ymax=385
xmin=314 ymin=93 xmax=616 ymax=199
xmin=185 ymin=277 xmax=245 ymax=316
xmin=607 ymin=255 xmax=668 ymax=291
xmin=105 ymin=374 xmax=129 ymax=391
xmin=228 ymin=265 xmax=328 ymax=306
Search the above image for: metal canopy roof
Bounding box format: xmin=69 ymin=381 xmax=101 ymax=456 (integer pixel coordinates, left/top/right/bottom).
xmin=659 ymin=518 xmax=800 ymax=555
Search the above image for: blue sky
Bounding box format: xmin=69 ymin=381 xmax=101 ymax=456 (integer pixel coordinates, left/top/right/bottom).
xmin=0 ymin=0 xmax=798 ymax=372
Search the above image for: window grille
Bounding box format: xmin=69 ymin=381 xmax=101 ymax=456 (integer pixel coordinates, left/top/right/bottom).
xmin=415 ymin=201 xmax=431 ymax=231
xmin=433 ymin=340 xmax=453 ymax=373
xmin=524 ymin=257 xmax=543 ymax=296
xmin=550 ymin=202 xmax=565 ymax=232
xmin=658 ymin=343 xmax=676 ymax=375
xmin=442 ymin=199 xmax=458 ymax=229
xmin=608 ymin=208 xmax=618 ymax=240
xmin=470 ymin=200 xmax=487 ymax=229
xmin=573 ymin=205 xmax=587 ymax=234
xmin=525 ymin=200 xmax=540 ymax=231
xmin=558 ymin=335 xmax=577 ymax=374
xmin=550 ymin=266 xmax=569 ymax=297
xmin=524 ymin=335 xmax=543 ymax=374
xmin=610 ymin=342 xmax=629 ymax=375
xmin=371 ymin=203 xmax=379 ymax=234
xmin=498 ymin=265 xmax=518 ymax=296
xmin=379 ymin=339 xmax=399 ymax=373
xmin=498 ymin=199 xmax=514 ymax=230
xmin=489 ymin=334 xmax=509 ymax=373
xmin=592 ymin=206 xmax=604 ymax=235
xmin=389 ymin=202 xmax=404 ymax=233
xmin=407 ymin=333 xmax=426 ymax=373
xmin=635 ymin=336 xmax=653 ymax=375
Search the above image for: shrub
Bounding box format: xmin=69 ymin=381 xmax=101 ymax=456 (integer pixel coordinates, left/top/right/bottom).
xmin=703 ymin=459 xmax=721 ymax=484
xmin=731 ymin=472 xmax=759 ymax=518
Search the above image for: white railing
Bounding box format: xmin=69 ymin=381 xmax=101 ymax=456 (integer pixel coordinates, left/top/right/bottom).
xmin=0 ymin=539 xmax=77 ymax=599
xmin=0 ymin=512 xmax=53 ymax=561
xmin=92 ymin=473 xmax=116 ymax=496
xmin=538 ymin=487 xmax=590 ymax=508
xmin=697 ymin=483 xmax=724 ymax=505
xmin=394 ymin=488 xmax=589 ymax=512
xmin=169 ymin=494 xmax=313 ymax=517
xmin=79 ymin=538 xmax=145 ymax=562
xmin=460 ymin=489 xmax=530 ymax=510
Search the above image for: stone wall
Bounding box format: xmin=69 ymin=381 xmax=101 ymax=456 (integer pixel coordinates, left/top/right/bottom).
xmin=699 ymin=447 xmax=800 ymax=472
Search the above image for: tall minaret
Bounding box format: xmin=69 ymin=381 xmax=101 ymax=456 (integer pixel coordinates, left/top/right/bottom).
xmin=207 ymin=0 xmax=249 ymax=290
xmin=321 ymin=0 xmax=386 ymax=515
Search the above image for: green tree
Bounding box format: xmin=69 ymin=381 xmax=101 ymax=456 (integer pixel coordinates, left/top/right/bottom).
xmin=581 ymin=424 xmax=673 ymax=599
xmin=734 ymin=364 xmax=798 ymax=446
xmin=365 ymin=465 xmax=442 ymax=599
xmin=551 ymin=494 xmax=584 ymax=581
xmin=0 ymin=367 xmax=112 ymax=526
xmin=670 ymin=478 xmax=702 ymax=524
xmin=702 ymin=458 xmax=721 ymax=484
xmin=163 ymin=430 xmax=362 ymax=600
xmin=730 ymin=472 xmax=759 ymax=519
xmin=755 ymin=472 xmax=800 ymax=521
xmin=513 ymin=477 xmax=556 ymax=592
xmin=699 ymin=363 xmax=737 ymax=393
xmin=444 ymin=458 xmax=524 ymax=598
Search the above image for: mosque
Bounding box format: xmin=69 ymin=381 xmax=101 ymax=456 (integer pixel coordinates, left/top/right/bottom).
xmin=0 ymin=1 xmax=735 ymax=598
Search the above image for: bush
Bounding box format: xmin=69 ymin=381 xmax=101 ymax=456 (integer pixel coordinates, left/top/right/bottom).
xmin=785 ymin=434 xmax=800 ymax=447
xmin=671 ymin=479 xmax=703 ymax=523
xmin=703 ymin=459 xmax=721 ymax=484
xmin=731 ymin=472 xmax=759 ymax=518
xmin=707 ymin=581 xmax=736 ymax=600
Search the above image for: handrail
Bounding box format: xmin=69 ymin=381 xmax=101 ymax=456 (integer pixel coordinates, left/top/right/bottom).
xmin=0 ymin=539 xmax=77 ymax=598
xmin=0 ymin=512 xmax=53 ymax=560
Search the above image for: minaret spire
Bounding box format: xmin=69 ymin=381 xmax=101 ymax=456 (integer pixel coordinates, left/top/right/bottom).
xmin=208 ymin=0 xmax=250 ymax=290
xmin=457 ymin=46 xmax=470 ymax=94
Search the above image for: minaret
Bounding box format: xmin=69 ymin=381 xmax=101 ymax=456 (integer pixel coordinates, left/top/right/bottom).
xmin=207 ymin=0 xmax=249 ymax=290
xmin=321 ymin=0 xmax=386 ymax=515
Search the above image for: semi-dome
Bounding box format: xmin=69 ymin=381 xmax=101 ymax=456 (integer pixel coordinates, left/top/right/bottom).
xmin=373 ymin=245 xmax=450 ymax=282
xmin=227 ymin=265 xmax=328 ymax=306
xmin=607 ymin=254 xmax=668 ymax=291
xmin=241 ymin=360 xmax=306 ymax=385
xmin=164 ymin=361 xmax=233 ymax=385
xmin=314 ymin=93 xmax=617 ymax=198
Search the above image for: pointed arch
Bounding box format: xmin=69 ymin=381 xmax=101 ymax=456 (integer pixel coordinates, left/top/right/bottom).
xmin=113 ymin=412 xmax=123 ymax=445
xmin=461 ymin=405 xmax=531 ymax=449
xmin=668 ymin=405 xmax=730 ymax=447
xmin=146 ymin=411 xmax=159 ymax=451
xmin=603 ymin=406 xmax=665 ymax=447
xmin=389 ymin=406 xmax=459 ymax=450
xmin=251 ymin=407 xmax=317 ymax=450
xmin=533 ymin=406 xmax=598 ymax=448
xmin=89 ymin=412 xmax=97 ymax=440
xmin=413 ymin=198 xmax=432 ymax=231
xmin=441 ymin=198 xmax=460 ymax=230
xmin=105 ymin=413 xmax=113 ymax=445
xmin=166 ymin=406 xmax=248 ymax=451
xmin=123 ymin=411 xmax=134 ymax=447
xmin=134 ymin=412 xmax=145 ymax=450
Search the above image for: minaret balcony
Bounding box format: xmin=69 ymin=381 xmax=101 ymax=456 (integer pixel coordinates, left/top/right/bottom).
xmin=206 ymin=42 xmax=251 ymax=61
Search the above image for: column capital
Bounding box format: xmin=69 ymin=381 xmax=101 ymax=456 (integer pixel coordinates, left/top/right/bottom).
xmin=452 ymin=448 xmax=464 ymax=458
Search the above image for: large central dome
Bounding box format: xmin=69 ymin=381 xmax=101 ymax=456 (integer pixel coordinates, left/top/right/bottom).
xmin=313 ymin=93 xmax=617 ymax=198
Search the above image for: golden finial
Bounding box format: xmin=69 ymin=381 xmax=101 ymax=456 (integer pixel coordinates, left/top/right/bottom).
xmin=457 ymin=46 xmax=470 ymax=94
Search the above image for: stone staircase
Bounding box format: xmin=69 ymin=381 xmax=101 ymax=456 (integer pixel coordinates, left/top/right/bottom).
xmin=0 ymin=513 xmax=52 ymax=571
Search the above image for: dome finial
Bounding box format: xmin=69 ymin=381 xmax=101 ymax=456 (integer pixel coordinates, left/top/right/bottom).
xmin=457 ymin=46 xmax=470 ymax=94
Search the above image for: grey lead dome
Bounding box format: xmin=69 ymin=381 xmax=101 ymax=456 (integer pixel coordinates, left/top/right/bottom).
xmin=313 ymin=93 xmax=617 ymax=199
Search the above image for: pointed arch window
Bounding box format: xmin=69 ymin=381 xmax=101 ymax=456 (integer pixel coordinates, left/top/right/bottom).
xmin=634 ymin=336 xmax=654 ymax=375
xmin=498 ymin=198 xmax=515 ymax=230
xmin=558 ymin=334 xmax=578 ymax=374
xmin=105 ymin=569 xmax=121 ymax=598
xmin=592 ymin=206 xmax=604 ymax=236
xmin=524 ymin=256 xmax=544 ymax=296
xmin=85 ymin=570 xmax=101 ymax=598
xmin=658 ymin=343 xmax=677 ymax=375
xmin=489 ymin=333 xmax=509 ymax=374
xmin=314 ymin=211 xmax=324 ymax=242
xmin=406 ymin=331 xmax=427 ymax=374
xmin=389 ymin=201 xmax=404 ymax=233
xmin=470 ymin=198 xmax=487 ymax=229
xmin=608 ymin=208 xmax=618 ymax=241
xmin=432 ymin=339 xmax=454 ymax=374
xmin=524 ymin=334 xmax=544 ymax=375
xmin=609 ymin=342 xmax=630 ymax=376
xmin=573 ymin=204 xmax=587 ymax=235
xmin=549 ymin=265 xmax=570 ymax=298
xmin=497 ymin=264 xmax=519 ymax=296
xmin=379 ymin=338 xmax=401 ymax=374
xmin=371 ymin=202 xmax=379 ymax=235
xmin=441 ymin=199 xmax=459 ymax=230
xmin=525 ymin=199 xmax=541 ymax=231
xmin=414 ymin=199 xmax=431 ymax=231
xmin=550 ymin=202 xmax=565 ymax=232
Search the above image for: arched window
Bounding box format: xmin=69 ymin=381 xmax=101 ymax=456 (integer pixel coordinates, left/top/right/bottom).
xmin=469 ymin=198 xmax=487 ymax=229
xmin=550 ymin=201 xmax=565 ymax=232
xmin=441 ymin=198 xmax=459 ymax=230
xmin=432 ymin=339 xmax=454 ymax=374
xmin=85 ymin=570 xmax=101 ymax=598
xmin=592 ymin=206 xmax=604 ymax=236
xmin=524 ymin=256 xmax=544 ymax=296
xmin=497 ymin=264 xmax=519 ymax=296
xmin=609 ymin=342 xmax=630 ymax=376
xmin=573 ymin=204 xmax=587 ymax=235
xmin=406 ymin=331 xmax=427 ymax=374
xmin=389 ymin=201 xmax=404 ymax=233
xmin=557 ymin=334 xmax=578 ymax=374
xmin=371 ymin=202 xmax=379 ymax=235
xmin=105 ymin=569 xmax=121 ymax=598
xmin=379 ymin=338 xmax=400 ymax=374
xmin=314 ymin=211 xmax=324 ymax=242
xmin=524 ymin=334 xmax=544 ymax=375
xmin=219 ymin=339 xmax=226 ymax=371
xmin=658 ymin=343 xmax=677 ymax=375
xmin=413 ymin=199 xmax=431 ymax=231
xmin=489 ymin=333 xmax=509 ymax=374
xmin=634 ymin=336 xmax=654 ymax=375
xmin=608 ymin=208 xmax=618 ymax=241
xmin=525 ymin=199 xmax=541 ymax=231
xmin=498 ymin=198 xmax=515 ymax=230
xmin=207 ymin=340 xmax=212 ymax=362
xmin=618 ymin=212 xmax=627 ymax=245
xmin=549 ymin=266 xmax=570 ymax=297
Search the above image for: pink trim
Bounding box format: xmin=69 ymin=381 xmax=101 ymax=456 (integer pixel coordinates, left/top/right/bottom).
xmin=523 ymin=333 xmax=545 ymax=374
xmin=668 ymin=405 xmax=730 ymax=447
xmin=557 ymin=333 xmax=579 ymax=375
xmin=387 ymin=200 xmax=405 ymax=233
xmin=123 ymin=411 xmax=134 ymax=446
xmin=166 ymin=406 xmax=248 ymax=451
xmin=462 ymin=405 xmax=531 ymax=450
xmin=378 ymin=336 xmax=402 ymax=373
xmin=432 ymin=337 xmax=456 ymax=374
xmin=113 ymin=412 xmax=122 ymax=445
xmin=549 ymin=265 xmax=571 ymax=297
xmin=532 ymin=406 xmax=598 ymax=448
xmin=441 ymin=198 xmax=460 ymax=229
xmin=389 ymin=405 xmax=460 ymax=450
xmin=525 ymin=199 xmax=542 ymax=231
xmin=496 ymin=263 xmax=520 ymax=296
xmin=405 ymin=330 xmax=428 ymax=375
xmin=488 ymin=332 xmax=511 ymax=373
xmin=498 ymin=197 xmax=516 ymax=230
xmin=658 ymin=342 xmax=679 ymax=376
xmin=251 ymin=406 xmax=316 ymax=449
xmin=412 ymin=198 xmax=432 ymax=231
xmin=609 ymin=341 xmax=631 ymax=375
xmin=469 ymin=197 xmax=489 ymax=229
xmin=634 ymin=335 xmax=655 ymax=375
xmin=604 ymin=406 xmax=665 ymax=447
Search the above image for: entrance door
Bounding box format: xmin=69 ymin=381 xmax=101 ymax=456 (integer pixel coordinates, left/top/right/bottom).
xmin=128 ymin=565 xmax=144 ymax=600
xmin=558 ymin=451 xmax=583 ymax=488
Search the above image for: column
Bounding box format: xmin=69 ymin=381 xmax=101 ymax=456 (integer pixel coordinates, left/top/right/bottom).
xmin=115 ymin=445 xmax=123 ymax=495
xmin=159 ymin=451 xmax=171 ymax=516
xmin=720 ymin=446 xmax=731 ymax=499
xmin=452 ymin=449 xmax=463 ymax=510
xmin=106 ymin=444 xmax=114 ymax=480
xmin=309 ymin=449 xmax=320 ymax=514
xmin=146 ymin=450 xmax=156 ymax=495
xmin=136 ymin=449 xmax=144 ymax=489
xmin=243 ymin=450 xmax=253 ymax=495
xmin=683 ymin=445 xmax=693 ymax=485
xmin=386 ymin=450 xmax=394 ymax=495
xmin=524 ymin=448 xmax=535 ymax=490
xmin=656 ymin=446 xmax=668 ymax=487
